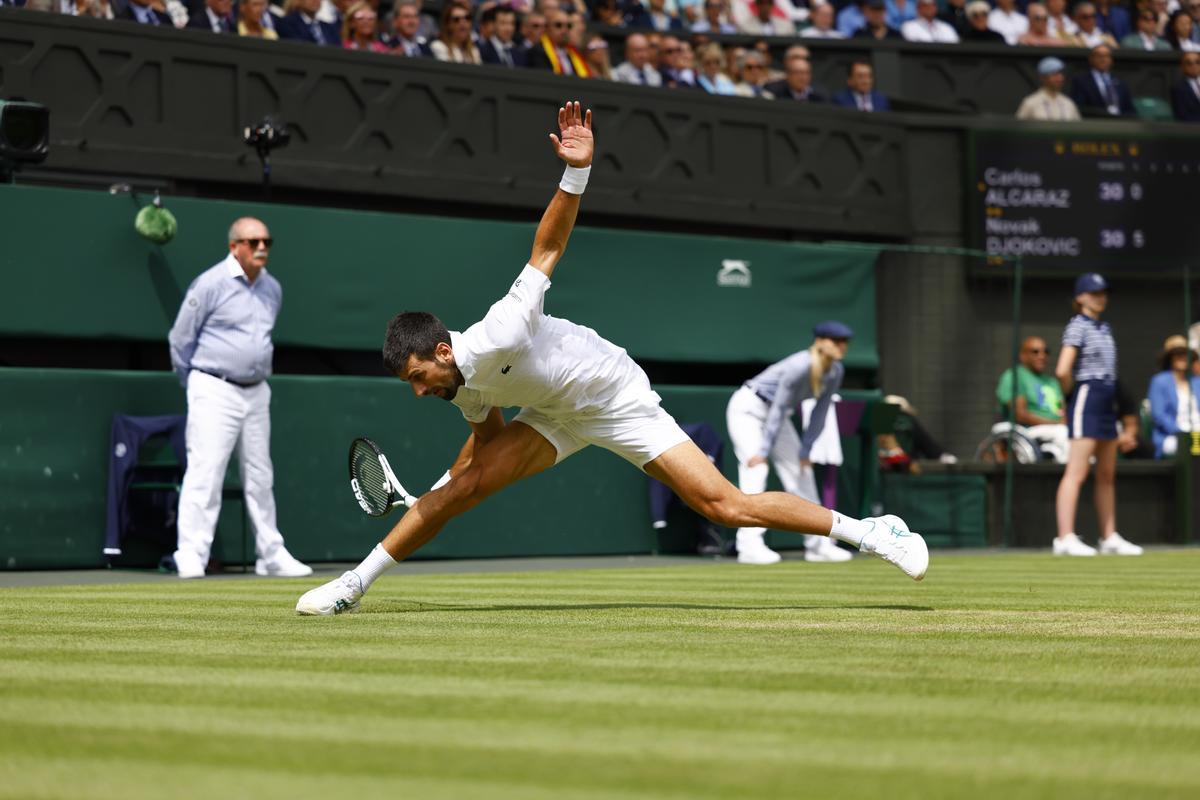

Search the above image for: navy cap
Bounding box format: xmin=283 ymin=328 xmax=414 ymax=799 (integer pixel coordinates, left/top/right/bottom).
xmin=814 ymin=320 xmax=854 ymax=340
xmin=1074 ymin=272 xmax=1108 ymax=295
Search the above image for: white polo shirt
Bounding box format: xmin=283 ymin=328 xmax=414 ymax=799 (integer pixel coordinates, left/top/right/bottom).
xmin=450 ymin=265 xmax=652 ymax=423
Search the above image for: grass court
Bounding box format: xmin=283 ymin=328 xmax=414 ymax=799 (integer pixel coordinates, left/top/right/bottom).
xmin=1 ymin=550 xmax=1198 ymax=799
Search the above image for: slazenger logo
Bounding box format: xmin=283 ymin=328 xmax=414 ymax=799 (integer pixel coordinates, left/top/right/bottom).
xmin=350 ymin=478 xmax=373 ymax=514
xmin=717 ymin=260 xmax=751 ymax=288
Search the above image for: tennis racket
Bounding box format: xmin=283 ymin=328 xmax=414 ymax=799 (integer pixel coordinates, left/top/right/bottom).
xmin=348 ymin=437 xmax=419 ymax=517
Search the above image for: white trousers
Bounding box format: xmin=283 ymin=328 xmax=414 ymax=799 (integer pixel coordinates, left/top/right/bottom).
xmin=176 ymin=371 xmax=286 ymax=566
xmin=725 ymin=386 xmax=822 ymax=550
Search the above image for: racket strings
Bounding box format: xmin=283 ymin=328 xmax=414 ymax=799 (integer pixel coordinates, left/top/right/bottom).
xmin=350 ymin=442 xmax=391 ymax=515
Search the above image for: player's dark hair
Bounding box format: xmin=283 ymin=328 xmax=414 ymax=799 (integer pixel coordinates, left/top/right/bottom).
xmin=382 ymin=312 xmax=452 ymax=374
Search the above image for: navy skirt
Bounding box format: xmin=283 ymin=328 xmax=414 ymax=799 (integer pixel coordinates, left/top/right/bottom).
xmin=1067 ymin=379 xmax=1117 ymax=441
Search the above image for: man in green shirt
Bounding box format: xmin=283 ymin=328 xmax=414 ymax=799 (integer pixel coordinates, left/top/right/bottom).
xmin=995 ymin=336 xmax=1068 ymax=462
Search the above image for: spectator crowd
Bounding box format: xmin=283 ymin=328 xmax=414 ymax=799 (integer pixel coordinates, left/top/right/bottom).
xmin=5 ymin=0 xmax=1198 ymax=120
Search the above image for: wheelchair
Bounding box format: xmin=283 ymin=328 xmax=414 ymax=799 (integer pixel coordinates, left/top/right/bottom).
xmin=973 ymin=422 xmax=1054 ymax=464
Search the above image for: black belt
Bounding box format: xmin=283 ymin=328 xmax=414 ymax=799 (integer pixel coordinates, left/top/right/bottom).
xmin=194 ymin=368 xmax=263 ymax=388
xmin=745 ymin=384 xmax=771 ymax=405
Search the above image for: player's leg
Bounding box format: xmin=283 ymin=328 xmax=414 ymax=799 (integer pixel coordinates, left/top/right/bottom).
xmin=237 ymin=383 xmax=311 ymax=577
xmin=296 ymin=420 xmax=559 ymax=615
xmin=644 ymin=439 xmax=928 ymax=580
xmin=724 ymin=386 xmax=779 ymax=564
xmin=381 ymin=420 xmax=558 ymax=560
xmin=174 ymin=372 xmax=243 ymax=578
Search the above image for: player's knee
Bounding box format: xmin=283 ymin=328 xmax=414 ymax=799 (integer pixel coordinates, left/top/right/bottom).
xmin=694 ymin=490 xmax=747 ymax=528
xmin=442 ymin=468 xmax=486 ymax=511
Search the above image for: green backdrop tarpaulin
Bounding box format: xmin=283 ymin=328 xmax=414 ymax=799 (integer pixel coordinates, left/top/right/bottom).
xmin=0 ymin=184 xmax=879 ymax=368
xmin=0 ymin=368 xmax=881 ymax=569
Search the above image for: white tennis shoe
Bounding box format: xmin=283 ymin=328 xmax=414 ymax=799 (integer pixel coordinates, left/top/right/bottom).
xmin=736 ymin=532 xmax=782 ymax=565
xmin=173 ymin=549 xmax=206 ymax=579
xmin=860 ymin=515 xmax=929 ymax=581
xmin=295 ymin=571 xmax=364 ymax=616
xmin=804 ymin=535 xmax=853 ymax=563
xmin=1098 ymin=532 xmax=1143 ymax=556
xmin=255 ymin=547 xmax=314 ymax=577
xmin=1053 ymin=533 xmax=1097 ymax=557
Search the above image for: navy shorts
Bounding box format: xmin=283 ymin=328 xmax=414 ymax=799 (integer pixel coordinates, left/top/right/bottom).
xmin=1067 ymin=379 xmax=1117 ymax=440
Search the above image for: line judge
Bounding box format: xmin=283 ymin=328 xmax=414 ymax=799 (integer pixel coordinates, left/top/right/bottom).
xmin=167 ymin=218 xmax=312 ymax=579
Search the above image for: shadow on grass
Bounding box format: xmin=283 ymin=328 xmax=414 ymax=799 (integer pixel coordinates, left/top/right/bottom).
xmin=361 ymin=601 xmax=934 ymax=615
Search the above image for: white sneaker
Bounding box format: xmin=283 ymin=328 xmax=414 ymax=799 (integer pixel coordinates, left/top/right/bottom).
xmin=256 ymin=547 xmax=314 ymax=577
xmin=805 ymin=536 xmax=853 ymax=563
xmin=737 ymin=542 xmax=782 ymax=565
xmin=173 ymin=549 xmax=206 ymax=579
xmin=296 ymin=571 xmax=364 ymax=616
xmin=1052 ymin=533 xmax=1097 ymax=557
xmin=1098 ymin=532 xmax=1143 ymax=556
xmin=860 ymin=515 xmax=929 ymax=581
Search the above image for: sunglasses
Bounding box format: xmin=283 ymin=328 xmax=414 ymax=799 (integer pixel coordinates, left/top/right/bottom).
xmin=1025 ymin=348 xmax=1048 ymax=355
xmin=662 ymin=47 xmax=680 ymax=53
xmin=236 ymin=238 xmax=273 ymax=249
xmin=551 ymin=21 xmax=569 ymax=28
xmin=449 ymin=14 xmax=470 ymax=22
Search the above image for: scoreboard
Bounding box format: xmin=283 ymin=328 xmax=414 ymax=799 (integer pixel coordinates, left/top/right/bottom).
xmin=970 ymin=131 xmax=1199 ymax=275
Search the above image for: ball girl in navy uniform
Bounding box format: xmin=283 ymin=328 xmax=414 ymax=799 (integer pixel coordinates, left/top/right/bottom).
xmin=1052 ymin=273 xmax=1143 ymax=556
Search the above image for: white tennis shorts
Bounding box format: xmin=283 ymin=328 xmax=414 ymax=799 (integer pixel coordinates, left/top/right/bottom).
xmin=514 ymin=391 xmax=690 ymax=469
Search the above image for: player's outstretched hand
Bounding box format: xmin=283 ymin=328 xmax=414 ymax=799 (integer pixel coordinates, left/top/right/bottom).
xmin=549 ymin=101 xmax=593 ymax=168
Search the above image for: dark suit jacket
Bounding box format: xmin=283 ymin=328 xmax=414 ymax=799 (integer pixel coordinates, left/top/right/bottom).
xmin=186 ymin=8 xmax=235 ymax=33
xmin=852 ymin=25 xmax=903 ymax=40
xmin=830 ymin=89 xmax=891 ymax=112
xmin=624 ymin=6 xmax=685 ymax=30
xmin=764 ymin=80 xmax=827 ymax=103
xmin=119 ymin=3 xmax=173 ymax=25
xmin=479 ymin=38 xmax=529 ymax=68
xmin=1069 ymin=71 xmax=1136 ymax=117
xmin=276 ymin=11 xmax=341 ymax=45
xmin=1170 ymin=77 xmax=1200 ymax=122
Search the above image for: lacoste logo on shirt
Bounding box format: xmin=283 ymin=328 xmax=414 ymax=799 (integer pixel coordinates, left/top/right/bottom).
xmin=501 ymin=365 xmax=513 ymax=374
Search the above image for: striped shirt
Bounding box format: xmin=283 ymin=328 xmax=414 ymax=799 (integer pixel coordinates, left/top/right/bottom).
xmin=744 ymin=350 xmax=844 ymax=459
xmin=1062 ymin=313 xmax=1117 ymax=382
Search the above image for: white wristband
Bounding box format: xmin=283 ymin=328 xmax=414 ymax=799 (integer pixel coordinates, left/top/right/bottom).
xmin=559 ymin=165 xmax=591 ymax=195
xmin=430 ymin=470 xmax=452 ymax=492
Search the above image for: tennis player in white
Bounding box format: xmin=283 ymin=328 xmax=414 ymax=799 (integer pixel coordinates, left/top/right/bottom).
xmin=296 ymin=102 xmax=928 ymax=615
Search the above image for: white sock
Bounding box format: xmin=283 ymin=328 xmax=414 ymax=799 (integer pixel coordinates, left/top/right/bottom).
xmin=351 ymin=544 xmax=397 ymax=592
xmin=829 ymin=512 xmax=871 ymax=549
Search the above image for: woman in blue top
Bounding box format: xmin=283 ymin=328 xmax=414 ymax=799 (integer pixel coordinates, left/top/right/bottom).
xmin=725 ymin=320 xmax=854 ymax=565
xmin=1052 ymin=273 xmax=1142 ymax=556
xmin=1147 ymin=334 xmax=1200 ymax=459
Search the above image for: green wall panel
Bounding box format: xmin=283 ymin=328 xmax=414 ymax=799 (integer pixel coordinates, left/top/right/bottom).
xmin=0 ymin=184 xmax=878 ymax=368
xmin=0 ymin=369 xmax=883 ymax=570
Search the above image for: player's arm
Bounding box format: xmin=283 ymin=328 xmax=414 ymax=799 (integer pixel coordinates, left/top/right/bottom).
xmin=528 ymin=101 xmax=594 ymax=280
xmin=1055 ymin=346 xmax=1077 ymax=397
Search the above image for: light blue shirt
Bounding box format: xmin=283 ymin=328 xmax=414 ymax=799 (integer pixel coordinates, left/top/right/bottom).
xmin=168 ymin=254 xmax=282 ymax=386
xmin=745 ymin=350 xmax=844 ymax=459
